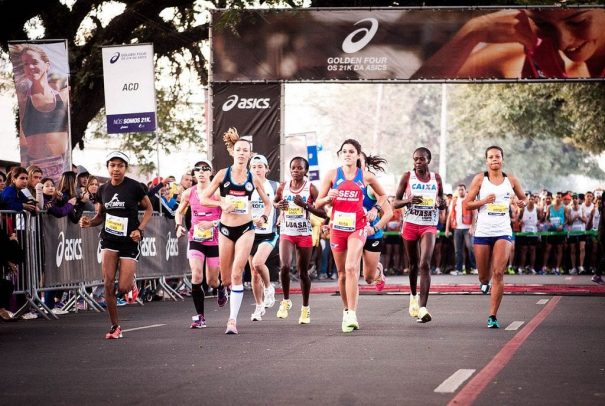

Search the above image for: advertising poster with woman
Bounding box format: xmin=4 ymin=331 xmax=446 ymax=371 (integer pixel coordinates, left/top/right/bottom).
xmin=8 ymin=40 xmax=71 ymax=181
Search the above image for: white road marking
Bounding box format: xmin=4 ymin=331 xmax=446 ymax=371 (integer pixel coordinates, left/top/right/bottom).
xmin=434 ymin=369 xmax=476 ymax=393
xmin=122 ymin=323 xmax=166 ymax=332
xmin=536 ymin=299 xmax=549 ymax=305
xmin=505 ymin=321 xmax=525 ymax=331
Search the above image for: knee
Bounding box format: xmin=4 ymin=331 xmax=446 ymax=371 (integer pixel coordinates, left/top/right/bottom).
xmin=492 ymin=271 xmax=504 ymax=282
xmin=280 ymin=264 xmax=290 ymax=274
xmin=231 ymin=274 xmax=242 ymax=285
xmin=344 ymin=264 xmax=358 ymax=276
xmin=252 ymin=259 xmax=264 ymax=270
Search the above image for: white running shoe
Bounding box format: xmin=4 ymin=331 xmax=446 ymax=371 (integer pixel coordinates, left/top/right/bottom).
xmin=417 ymin=307 xmax=432 ymax=323
xmin=263 ymin=284 xmax=276 ymax=308
xmin=251 ymin=304 xmax=266 ymax=321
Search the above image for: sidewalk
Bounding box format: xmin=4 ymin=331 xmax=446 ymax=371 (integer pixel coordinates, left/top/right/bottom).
xmin=278 ymin=274 xmax=605 ymax=296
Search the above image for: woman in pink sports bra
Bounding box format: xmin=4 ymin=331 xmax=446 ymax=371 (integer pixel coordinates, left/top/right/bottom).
xmin=175 ymin=160 xmax=224 ymax=329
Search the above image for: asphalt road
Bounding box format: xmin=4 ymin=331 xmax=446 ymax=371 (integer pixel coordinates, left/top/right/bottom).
xmin=2 ymin=285 xmax=604 ymax=406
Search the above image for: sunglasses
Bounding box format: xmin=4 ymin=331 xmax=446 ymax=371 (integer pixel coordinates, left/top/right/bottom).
xmin=193 ymin=166 xmax=212 ymax=172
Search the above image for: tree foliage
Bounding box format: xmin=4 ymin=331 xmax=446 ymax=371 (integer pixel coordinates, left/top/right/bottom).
xmin=1 ymin=0 xmax=604 ymax=175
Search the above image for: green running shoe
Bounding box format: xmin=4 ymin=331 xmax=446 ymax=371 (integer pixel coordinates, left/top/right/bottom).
xmin=487 ymin=315 xmax=500 ymax=328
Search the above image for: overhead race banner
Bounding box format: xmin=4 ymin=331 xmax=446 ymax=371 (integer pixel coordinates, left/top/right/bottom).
xmin=212 ymin=83 xmax=281 ymax=180
xmin=102 ymin=43 xmax=157 ymax=133
xmin=211 ymin=8 xmax=605 ymax=82
xmin=8 ymin=40 xmax=72 ymax=182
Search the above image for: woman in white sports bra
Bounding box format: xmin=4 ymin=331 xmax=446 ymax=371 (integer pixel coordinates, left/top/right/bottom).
xmin=463 ymin=146 xmax=527 ymax=329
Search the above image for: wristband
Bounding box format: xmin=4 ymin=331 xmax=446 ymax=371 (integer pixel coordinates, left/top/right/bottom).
xmin=373 ymin=204 xmax=382 ymax=212
xmin=137 ymin=228 xmax=144 ymax=237
xmin=372 ymin=225 xmax=378 ymax=234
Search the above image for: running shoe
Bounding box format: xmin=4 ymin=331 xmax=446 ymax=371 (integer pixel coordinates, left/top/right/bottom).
xmin=433 ymin=267 xmax=442 ymax=275
xmin=263 ymin=284 xmax=276 ymax=308
xmin=506 ymin=267 xmax=515 ymax=275
xmin=225 ymin=319 xmax=238 ymax=335
xmin=276 ymin=299 xmax=292 ymax=319
xmin=417 ymin=307 xmax=432 ymax=323
xmin=480 ymin=283 xmax=491 ymax=295
xmin=341 ymin=310 xmax=359 ymax=333
xmin=408 ymin=294 xmax=419 ymax=318
xmin=251 ymin=304 xmax=266 ymax=321
xmin=529 ymin=268 xmax=537 ymax=275
xmin=374 ymin=263 xmax=386 ymax=292
xmin=51 ymin=307 xmax=69 ymax=315
xmin=125 ymin=281 xmax=139 ymax=304
xmin=450 ymin=270 xmax=461 ymax=276
xmin=191 ymin=314 xmax=207 ymax=329
xmin=553 ymin=268 xmax=561 ymax=275
xmin=569 ymin=268 xmax=578 ymax=275
xmin=487 ymin=315 xmax=500 ymax=329
xmin=298 ymin=306 xmax=311 ymax=324
xmin=592 ymin=275 xmax=605 ymax=285
xmin=470 ymin=269 xmax=479 ymax=275
xmin=217 ymin=286 xmax=229 ymax=307
xmin=116 ymin=298 xmax=127 ymax=306
xmin=105 ymin=325 xmax=123 ymax=339
xmin=578 ymin=266 xmax=586 ymax=275
xmin=517 ymin=267 xmax=524 ymax=275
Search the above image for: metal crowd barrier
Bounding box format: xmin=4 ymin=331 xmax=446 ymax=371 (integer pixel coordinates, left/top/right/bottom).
xmin=1 ymin=210 xmax=192 ymax=320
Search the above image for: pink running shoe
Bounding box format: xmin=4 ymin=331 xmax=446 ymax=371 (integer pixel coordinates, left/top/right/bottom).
xmin=191 ymin=314 xmax=207 ymax=329
xmin=375 ymin=263 xmax=386 ymax=292
xmin=225 ymin=319 xmax=238 ymax=335
xmin=125 ymin=281 xmax=139 ymax=304
xmin=217 ymin=286 xmax=229 ymax=307
xmin=105 ymin=325 xmax=123 ymax=339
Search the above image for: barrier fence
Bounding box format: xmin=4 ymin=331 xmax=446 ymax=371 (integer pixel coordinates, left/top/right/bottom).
xmin=1 ymin=210 xmax=191 ymax=319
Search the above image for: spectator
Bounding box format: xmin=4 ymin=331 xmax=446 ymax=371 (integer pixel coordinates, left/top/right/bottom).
xmin=35 ymin=177 xmax=76 ymax=217
xmin=76 ymin=166 xmax=95 ymax=211
xmin=0 ymin=171 xmax=6 ymax=194
xmin=567 ymin=194 xmax=587 ymax=275
xmin=542 ymin=192 xmax=566 ymax=275
xmin=581 ymin=191 xmax=596 ymax=275
xmin=592 ymin=193 xmax=604 ymax=284
xmin=0 ymin=166 xmax=38 ymax=213
xmin=86 ymin=175 xmax=100 ymax=208
xmin=0 ymin=228 xmax=25 ymax=321
xmin=517 ymin=194 xmax=540 ymax=274
xmin=26 ymin=165 xmax=43 ymax=198
xmin=445 ymin=184 xmax=477 ymax=275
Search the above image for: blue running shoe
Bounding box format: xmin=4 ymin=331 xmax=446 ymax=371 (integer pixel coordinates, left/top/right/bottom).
xmin=487 ymin=315 xmax=500 ymax=328
xmin=480 ymin=283 xmax=491 ymax=295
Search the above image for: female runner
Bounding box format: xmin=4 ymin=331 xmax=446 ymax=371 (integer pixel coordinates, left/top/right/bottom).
xmin=248 ymin=154 xmax=278 ymax=321
xmin=201 ymin=129 xmax=272 ymax=334
xmin=175 ymin=160 xmax=226 ymax=329
xmin=393 ymin=147 xmax=447 ymax=323
xmin=463 ymin=146 xmax=527 ymax=328
xmin=316 ymin=139 xmax=388 ymax=333
xmin=360 ymin=152 xmax=392 ymax=292
xmin=275 ymin=157 xmax=326 ymax=324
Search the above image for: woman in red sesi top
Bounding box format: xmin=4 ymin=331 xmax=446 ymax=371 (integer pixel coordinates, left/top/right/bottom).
xmin=316 ymin=139 xmax=388 ymax=333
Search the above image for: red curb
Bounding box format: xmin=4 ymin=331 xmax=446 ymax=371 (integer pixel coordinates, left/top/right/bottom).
xmin=275 ymin=284 xmax=605 ymax=296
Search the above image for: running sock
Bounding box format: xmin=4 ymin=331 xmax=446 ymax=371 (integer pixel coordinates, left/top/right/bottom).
xmin=191 ymin=283 xmax=205 ymax=316
xmin=229 ymin=284 xmax=244 ymax=321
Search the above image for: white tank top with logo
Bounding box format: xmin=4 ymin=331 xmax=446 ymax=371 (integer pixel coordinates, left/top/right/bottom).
xmin=521 ymin=206 xmax=538 ymax=233
xmin=251 ymin=179 xmax=277 ymax=235
xmin=404 ymin=171 xmax=439 ymax=226
xmin=280 ymin=179 xmax=312 ymax=236
xmin=475 ymin=174 xmax=513 ymax=237
xmin=569 ymin=206 xmax=586 ymax=232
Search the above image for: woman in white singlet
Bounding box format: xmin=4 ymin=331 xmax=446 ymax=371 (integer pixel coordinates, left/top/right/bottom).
xmin=463 ymin=146 xmax=527 ymax=329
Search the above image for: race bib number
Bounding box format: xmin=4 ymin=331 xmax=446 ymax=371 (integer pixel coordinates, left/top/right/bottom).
xmin=415 ymin=195 xmax=435 ymax=210
xmin=105 ymin=214 xmax=128 ymax=237
xmin=551 ymin=217 xmax=561 ymax=227
xmin=524 ymin=225 xmax=537 ymax=233
xmin=286 ymin=205 xmax=304 ymax=218
xmin=333 ymin=211 xmax=356 ymax=232
xmin=487 ymin=203 xmax=507 ymax=216
xmin=193 ymin=225 xmax=214 ymax=242
xmin=226 ymin=195 xmax=248 ymax=215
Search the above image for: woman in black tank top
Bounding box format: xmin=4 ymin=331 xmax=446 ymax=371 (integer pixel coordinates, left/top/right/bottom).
xmin=201 ymin=129 xmax=272 ymax=334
